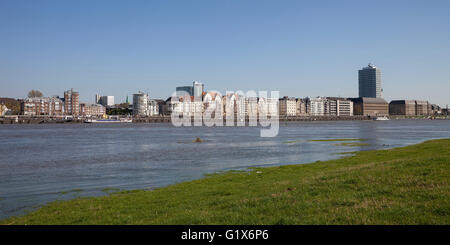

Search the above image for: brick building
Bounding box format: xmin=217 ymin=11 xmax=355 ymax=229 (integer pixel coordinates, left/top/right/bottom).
xmin=415 ymin=100 xmax=430 ymax=116
xmin=64 ymin=89 xmax=79 ymax=116
xmin=79 ymin=103 xmax=105 ymax=117
xmin=20 ymin=97 xmax=64 ymax=116
xmin=350 ymin=97 xmax=388 ymax=116
xmin=389 ymin=100 xmax=416 ymax=116
xmin=296 ymin=98 xmax=308 ymax=116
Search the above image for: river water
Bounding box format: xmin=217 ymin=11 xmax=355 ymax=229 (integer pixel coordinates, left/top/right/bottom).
xmin=0 ymin=120 xmax=449 ymax=219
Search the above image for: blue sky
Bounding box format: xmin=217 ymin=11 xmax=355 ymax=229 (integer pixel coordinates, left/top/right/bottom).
xmin=1 ymin=0 xmax=449 ymax=106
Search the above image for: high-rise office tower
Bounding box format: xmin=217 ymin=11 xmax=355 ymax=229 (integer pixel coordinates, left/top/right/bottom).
xmin=175 ymin=81 xmax=204 ymax=97
xmin=358 ymin=63 xmax=383 ymax=98
xmin=95 ymin=94 xmax=114 ymax=107
xmin=175 ymin=86 xmax=193 ymax=96
xmin=100 ymin=96 xmax=114 ymax=107
xmin=193 ymin=81 xmax=204 ymax=97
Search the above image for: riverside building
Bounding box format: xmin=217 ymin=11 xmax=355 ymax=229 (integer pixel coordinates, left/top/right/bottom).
xmin=176 ymin=81 xmax=204 ymax=97
xmin=133 ymin=92 xmax=149 ymax=116
xmin=308 ymin=97 xmax=327 ymax=116
xmin=148 ymin=99 xmax=159 ymax=116
xmin=351 ymin=97 xmax=389 ymax=116
xmin=133 ymin=92 xmax=160 ymax=116
xmin=279 ymin=96 xmax=297 ymax=116
xmin=415 ymin=100 xmax=431 ymax=116
xmin=389 ymin=100 xmax=431 ymax=116
xmin=326 ymin=97 xmax=354 ymax=116
xmin=95 ymin=95 xmax=115 ymax=107
xmin=431 ymin=104 xmax=442 ymax=115
xmin=193 ymin=81 xmax=204 ymax=97
xmin=389 ymin=100 xmax=416 ymax=116
xmin=20 ymin=97 xmax=64 ymax=116
xmin=79 ymin=103 xmax=106 ymax=117
xmin=359 ymin=63 xmax=383 ymax=98
xmin=296 ymin=98 xmax=308 ymax=116
xmin=169 ymin=95 xmax=204 ymax=116
xmin=64 ymin=89 xmax=79 ymax=116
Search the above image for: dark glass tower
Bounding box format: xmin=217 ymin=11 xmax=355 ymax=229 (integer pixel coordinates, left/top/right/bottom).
xmin=358 ymin=63 xmax=382 ymax=98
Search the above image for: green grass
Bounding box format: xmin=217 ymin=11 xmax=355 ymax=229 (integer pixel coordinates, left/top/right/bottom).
xmin=101 ymin=187 xmax=122 ymax=194
xmin=2 ymin=139 xmax=450 ymax=225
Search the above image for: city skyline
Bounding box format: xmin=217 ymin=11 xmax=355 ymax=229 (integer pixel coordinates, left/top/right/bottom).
xmin=1 ymin=0 xmax=450 ymax=106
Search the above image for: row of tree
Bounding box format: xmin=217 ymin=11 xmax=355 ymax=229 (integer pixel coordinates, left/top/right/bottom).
xmin=27 ymin=90 xmax=43 ymax=98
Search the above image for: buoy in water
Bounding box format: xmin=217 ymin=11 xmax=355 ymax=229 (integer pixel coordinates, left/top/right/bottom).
xmin=193 ymin=137 xmax=203 ymax=143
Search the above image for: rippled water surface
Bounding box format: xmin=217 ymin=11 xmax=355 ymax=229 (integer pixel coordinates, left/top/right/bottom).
xmin=1 ymin=120 xmax=450 ymax=219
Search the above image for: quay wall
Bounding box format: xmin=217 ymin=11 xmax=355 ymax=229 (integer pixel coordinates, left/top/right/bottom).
xmin=0 ymin=115 xmax=371 ymax=124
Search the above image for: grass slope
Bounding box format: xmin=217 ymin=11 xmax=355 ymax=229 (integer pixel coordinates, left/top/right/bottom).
xmin=2 ymin=139 xmax=449 ymax=225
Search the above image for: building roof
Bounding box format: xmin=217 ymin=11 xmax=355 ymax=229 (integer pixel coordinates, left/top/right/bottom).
xmin=80 ymin=103 xmax=105 ymax=107
xmin=24 ymin=97 xmax=63 ymax=102
xmin=362 ymin=63 xmax=377 ymax=69
xmin=326 ymin=97 xmax=350 ymax=101
xmin=350 ymin=97 xmax=388 ymax=104
xmin=153 ymin=99 xmax=165 ymax=105
xmin=389 ymin=100 xmax=415 ymax=104
xmin=415 ymin=100 xmax=429 ymax=104
xmin=279 ymin=96 xmax=296 ymax=100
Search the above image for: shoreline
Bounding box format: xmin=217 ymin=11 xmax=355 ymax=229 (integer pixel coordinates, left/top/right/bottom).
xmin=1 ymin=115 xmax=448 ymax=124
xmin=1 ymin=138 xmax=449 ymax=225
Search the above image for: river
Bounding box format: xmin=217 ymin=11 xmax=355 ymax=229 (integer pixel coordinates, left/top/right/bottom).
xmin=0 ymin=119 xmax=449 ymax=219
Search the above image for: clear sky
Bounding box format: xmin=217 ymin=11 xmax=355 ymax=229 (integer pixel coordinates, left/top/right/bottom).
xmin=1 ymin=0 xmax=449 ymax=106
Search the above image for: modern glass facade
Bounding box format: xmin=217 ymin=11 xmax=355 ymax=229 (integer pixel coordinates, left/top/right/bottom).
xmin=358 ymin=64 xmax=382 ymax=98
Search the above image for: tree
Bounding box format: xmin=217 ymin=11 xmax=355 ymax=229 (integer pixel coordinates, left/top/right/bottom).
xmin=27 ymin=90 xmax=43 ymax=98
xmin=0 ymin=98 xmax=20 ymax=115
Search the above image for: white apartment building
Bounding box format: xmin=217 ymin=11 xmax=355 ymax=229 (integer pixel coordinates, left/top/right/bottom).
xmin=336 ymin=99 xmax=353 ymax=116
xmin=222 ymin=93 xmax=248 ymax=118
xmin=326 ymin=97 xmax=354 ymax=116
xmin=279 ymin=97 xmax=297 ymax=116
xmin=258 ymin=97 xmax=278 ymax=117
xmin=169 ymin=95 xmax=204 ymax=116
xmin=95 ymin=94 xmax=115 ymax=107
xmin=309 ymin=97 xmax=327 ymax=116
xmin=133 ymin=92 xmax=161 ymax=116
xmin=148 ymin=99 xmax=159 ymax=116
xmin=101 ymin=96 xmax=114 ymax=107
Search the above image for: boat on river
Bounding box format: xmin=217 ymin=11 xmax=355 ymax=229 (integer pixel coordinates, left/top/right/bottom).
xmin=373 ymin=116 xmax=390 ymax=121
xmin=84 ymin=118 xmax=132 ymax=123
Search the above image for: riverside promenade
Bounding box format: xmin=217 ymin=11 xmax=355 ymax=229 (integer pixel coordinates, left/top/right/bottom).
xmin=0 ymin=115 xmax=372 ymax=124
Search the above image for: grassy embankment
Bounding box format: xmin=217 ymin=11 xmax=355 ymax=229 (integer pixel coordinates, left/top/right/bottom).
xmin=2 ymin=139 xmax=449 ymax=225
